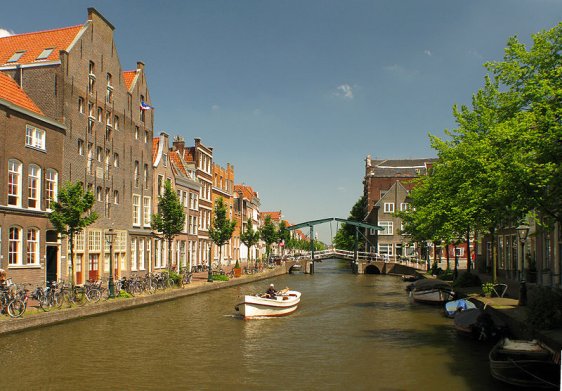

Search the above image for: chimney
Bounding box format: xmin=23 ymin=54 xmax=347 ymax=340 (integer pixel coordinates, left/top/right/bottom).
xmin=137 ymin=61 xmax=145 ymax=71
xmin=173 ymin=136 xmax=185 ymax=152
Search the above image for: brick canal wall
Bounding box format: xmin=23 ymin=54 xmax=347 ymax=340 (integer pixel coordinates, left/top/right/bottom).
xmin=0 ymin=266 xmax=287 ymax=336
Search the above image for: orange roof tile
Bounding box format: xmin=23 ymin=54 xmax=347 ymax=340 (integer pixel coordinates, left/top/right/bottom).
xmin=170 ymin=151 xmax=187 ymax=176
xmin=234 ymin=184 xmax=257 ymax=200
xmin=152 ymin=138 xmax=159 ymax=165
xmin=181 ymin=147 xmax=195 ymax=163
xmin=0 ymin=73 xmax=43 ymax=114
xmin=0 ymin=25 xmax=83 ymax=66
xmin=262 ymin=211 xmax=282 ymax=222
xmin=123 ymin=70 xmax=137 ymax=90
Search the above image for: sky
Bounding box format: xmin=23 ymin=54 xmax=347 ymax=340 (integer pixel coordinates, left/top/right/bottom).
xmin=2 ymin=1 xmax=562 ymax=242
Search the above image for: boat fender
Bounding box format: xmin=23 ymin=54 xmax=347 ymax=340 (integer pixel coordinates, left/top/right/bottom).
xmin=283 ymin=296 xmax=289 ymax=301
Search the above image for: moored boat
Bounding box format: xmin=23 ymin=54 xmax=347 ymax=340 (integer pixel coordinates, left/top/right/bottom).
xmin=453 ymin=308 xmax=501 ymax=341
xmin=409 ymin=279 xmax=454 ymax=304
xmin=235 ymin=290 xmax=301 ymax=319
xmin=489 ymin=338 xmax=560 ymax=389
xmin=444 ymin=298 xmax=477 ymax=317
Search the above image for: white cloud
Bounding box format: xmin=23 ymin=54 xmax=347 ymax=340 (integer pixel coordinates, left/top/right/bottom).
xmin=424 ymin=49 xmax=432 ymax=56
xmin=383 ymin=64 xmax=420 ymax=80
xmin=0 ymin=28 xmax=14 ymax=38
xmin=333 ymin=83 xmax=354 ymax=100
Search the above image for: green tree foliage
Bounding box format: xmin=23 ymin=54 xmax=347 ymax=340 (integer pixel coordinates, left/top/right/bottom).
xmin=151 ymin=180 xmax=185 ymax=270
xmin=49 ymin=182 xmax=98 ymax=285
xmin=209 ymin=197 xmax=236 ymax=264
xmin=277 ymin=220 xmax=290 ymax=256
xmin=240 ymin=218 xmax=260 ymax=264
xmin=334 ymin=195 xmax=367 ymax=251
xmin=259 ymin=215 xmax=278 ymax=259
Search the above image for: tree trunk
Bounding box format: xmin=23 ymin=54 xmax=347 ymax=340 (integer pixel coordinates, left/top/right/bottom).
xmin=466 ymin=226 xmax=471 ymax=273
xmin=168 ymin=238 xmax=173 ymax=272
xmin=69 ymin=234 xmax=75 ymax=286
xmin=446 ymin=241 xmax=450 ymax=271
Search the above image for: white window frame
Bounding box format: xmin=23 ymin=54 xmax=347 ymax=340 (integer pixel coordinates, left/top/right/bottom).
xmin=26 ymin=228 xmax=40 ymax=265
xmin=400 ymin=203 xmax=410 ymax=211
xmin=133 ymin=194 xmax=141 ymax=227
xmin=45 ymin=168 xmax=58 ymax=208
xmin=139 ymin=238 xmax=145 ymax=271
xmin=8 ymin=226 xmax=22 ymax=265
xmin=378 ymin=221 xmax=393 ymax=236
xmin=131 ymin=238 xmax=138 ymax=271
xmin=383 ymin=203 xmax=395 ymax=213
xmin=143 ymin=196 xmax=151 ymax=227
xmin=25 ymin=125 xmax=46 ymax=151
xmin=27 ymin=164 xmax=41 ymax=210
xmin=8 ymin=159 xmax=22 ymax=207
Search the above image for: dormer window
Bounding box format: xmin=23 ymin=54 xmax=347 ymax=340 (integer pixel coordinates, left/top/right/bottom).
xmin=7 ymin=51 xmax=25 ymax=63
xmin=36 ymin=48 xmax=53 ymax=61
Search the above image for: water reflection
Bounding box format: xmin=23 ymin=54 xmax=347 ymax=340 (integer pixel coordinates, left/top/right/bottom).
xmin=0 ymin=259 xmax=514 ymax=390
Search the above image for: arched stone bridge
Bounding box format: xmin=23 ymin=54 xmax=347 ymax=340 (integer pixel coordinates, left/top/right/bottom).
xmin=282 ymin=249 xmax=426 ymax=275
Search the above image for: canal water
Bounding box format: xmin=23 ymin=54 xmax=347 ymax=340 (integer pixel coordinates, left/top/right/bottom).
xmin=2 ymin=259 xmax=513 ymax=390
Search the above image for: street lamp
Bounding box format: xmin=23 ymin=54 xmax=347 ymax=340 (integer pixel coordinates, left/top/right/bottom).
xmin=104 ymin=229 xmax=117 ymax=298
xmin=207 ymin=242 xmax=213 ymax=283
xmin=516 ymin=224 xmax=530 ymax=306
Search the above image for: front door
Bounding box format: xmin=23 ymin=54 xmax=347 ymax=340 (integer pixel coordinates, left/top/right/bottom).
xmin=88 ymin=254 xmax=99 ymax=281
xmin=46 ymin=246 xmax=58 ymax=283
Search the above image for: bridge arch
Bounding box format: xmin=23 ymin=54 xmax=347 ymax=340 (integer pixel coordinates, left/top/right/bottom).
xmin=364 ymin=264 xmax=381 ymax=275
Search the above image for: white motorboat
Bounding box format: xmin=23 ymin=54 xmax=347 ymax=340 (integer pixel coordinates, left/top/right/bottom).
xmin=235 ymin=290 xmax=301 ymax=319
xmin=409 ymin=279 xmax=455 ymax=304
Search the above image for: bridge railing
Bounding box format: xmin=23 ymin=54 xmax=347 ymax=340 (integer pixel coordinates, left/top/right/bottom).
xmin=284 ymin=249 xmax=427 ymax=270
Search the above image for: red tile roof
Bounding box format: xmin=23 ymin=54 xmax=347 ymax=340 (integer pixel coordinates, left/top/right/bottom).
xmin=0 ymin=73 xmax=43 ymax=114
xmin=123 ymin=70 xmax=137 ymax=90
xmin=0 ymin=25 xmax=83 ymax=66
xmin=181 ymin=147 xmax=195 ymax=163
xmin=152 ymin=138 xmax=159 ymax=165
xmin=170 ymin=151 xmax=187 ymax=176
xmin=234 ymin=184 xmax=257 ymax=200
xmin=262 ymin=211 xmax=282 ymax=222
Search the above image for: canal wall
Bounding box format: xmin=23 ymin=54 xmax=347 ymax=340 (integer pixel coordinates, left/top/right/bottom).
xmin=0 ymin=266 xmax=287 ymax=336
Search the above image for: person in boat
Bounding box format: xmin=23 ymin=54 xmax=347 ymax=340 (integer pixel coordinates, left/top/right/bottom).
xmin=266 ymin=283 xmax=277 ymax=299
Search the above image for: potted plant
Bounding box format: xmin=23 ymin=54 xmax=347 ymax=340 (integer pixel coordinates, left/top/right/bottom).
xmin=233 ymin=260 xmax=242 ymax=278
xmin=482 ymin=282 xmax=495 ymax=297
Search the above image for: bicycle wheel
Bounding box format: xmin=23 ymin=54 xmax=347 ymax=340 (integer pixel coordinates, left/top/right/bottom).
xmin=86 ymin=288 xmax=102 ymax=303
xmin=8 ymin=299 xmax=26 ymax=318
xmin=56 ymin=291 xmax=67 ymax=308
xmin=73 ymin=289 xmax=87 ymax=306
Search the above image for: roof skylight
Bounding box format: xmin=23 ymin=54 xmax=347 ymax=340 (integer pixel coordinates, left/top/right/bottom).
xmin=7 ymin=51 xmax=25 ymax=63
xmin=36 ymin=48 xmax=54 ymax=60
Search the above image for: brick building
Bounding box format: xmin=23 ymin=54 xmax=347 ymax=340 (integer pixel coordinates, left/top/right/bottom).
xmin=211 ymin=162 xmax=235 ymax=266
xmin=0 ymin=8 xmax=154 ymax=283
xmin=234 ymin=184 xmax=262 ymax=262
xmin=363 ymin=156 xmax=437 ymax=259
xmin=0 ymin=73 xmax=66 ymax=285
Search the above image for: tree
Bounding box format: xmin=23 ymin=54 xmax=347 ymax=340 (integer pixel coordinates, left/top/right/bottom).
xmin=334 ymin=195 xmax=367 ymax=251
xmin=277 ymin=220 xmax=290 ymax=256
xmin=49 ymin=182 xmax=98 ymax=285
xmin=240 ymin=218 xmax=260 ymax=266
xmin=209 ymin=197 xmax=236 ymax=267
xmin=151 ymin=180 xmax=185 ymax=271
xmin=260 ymin=215 xmax=278 ymax=260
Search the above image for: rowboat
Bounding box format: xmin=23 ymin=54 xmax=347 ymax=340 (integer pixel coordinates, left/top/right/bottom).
xmin=235 ymin=290 xmax=301 ymax=319
xmin=409 ymin=279 xmax=455 ymax=304
xmin=444 ymin=298 xmax=477 ymax=317
xmin=489 ymin=338 xmax=560 ymax=388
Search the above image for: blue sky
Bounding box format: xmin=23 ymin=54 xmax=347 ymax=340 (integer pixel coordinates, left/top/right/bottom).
xmin=2 ymin=1 xmax=562 ymax=242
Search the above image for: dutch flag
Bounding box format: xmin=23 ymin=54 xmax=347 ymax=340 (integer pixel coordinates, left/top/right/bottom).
xmin=140 ymin=101 xmax=154 ymax=111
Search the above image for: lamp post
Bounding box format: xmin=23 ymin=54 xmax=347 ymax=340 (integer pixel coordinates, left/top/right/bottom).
xmin=207 ymin=242 xmax=213 ymax=282
xmin=104 ymin=229 xmax=117 ymax=298
xmin=516 ymin=224 xmax=530 ymax=306
xmin=426 ymin=241 xmax=432 ymax=273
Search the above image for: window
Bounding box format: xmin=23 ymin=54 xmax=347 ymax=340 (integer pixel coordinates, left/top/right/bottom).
xmin=97 ymin=107 xmax=103 ymax=122
xmin=378 ymin=243 xmax=393 ymax=256
xmin=400 ymin=203 xmax=411 ymax=211
xmin=88 ymin=61 xmax=96 ymax=95
xmin=113 ymin=190 xmax=119 ymax=205
xmin=27 ymin=165 xmax=41 ymax=209
xmin=45 ymin=169 xmax=58 ymax=206
xmin=78 ymin=97 xmax=84 ymax=113
xmin=106 ymin=112 xmax=112 ymax=127
xmin=88 ymin=230 xmax=102 ymax=252
xmin=139 ymin=239 xmax=145 ymax=271
xmin=143 ymin=164 xmax=148 ymax=188
xmin=105 ymin=188 xmax=111 ymax=218
xmin=113 ymin=116 xmax=119 ymax=131
xmin=7 ymin=51 xmax=25 ymax=63
xmin=134 ymin=161 xmax=140 ymax=187
xmin=383 ymin=203 xmax=395 ymax=213
xmin=131 ymin=238 xmax=138 ymax=271
xmin=87 ymin=143 xmax=93 ymax=174
xmin=36 ymin=48 xmax=53 ymax=60
xmin=140 ymin=95 xmax=145 ymax=122
xmin=144 ymin=130 xmax=149 ymax=143
xmin=106 ymin=73 xmax=113 ymax=103
xmin=96 ymin=186 xmax=102 ymax=202
xmin=25 ymin=125 xmax=46 ymax=150
xmin=96 ymin=147 xmax=102 ymax=162
xmin=78 ymin=139 xmax=84 ymax=155
xmin=158 ymin=175 xmax=164 ymax=196
xmin=143 ymin=196 xmax=151 ymax=227
xmin=8 ymin=227 xmax=22 ymax=265
xmin=26 ymin=228 xmax=39 ymax=265
xmin=379 ymin=221 xmax=393 ymax=236
xmin=8 ymin=159 xmax=22 ymax=206
xmin=162 ymin=154 xmax=168 ymax=167
xmin=133 ymin=195 xmax=141 ymax=226
xmin=113 ymin=153 xmax=119 ymax=167
xmin=135 ymin=126 xmax=139 ymax=140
